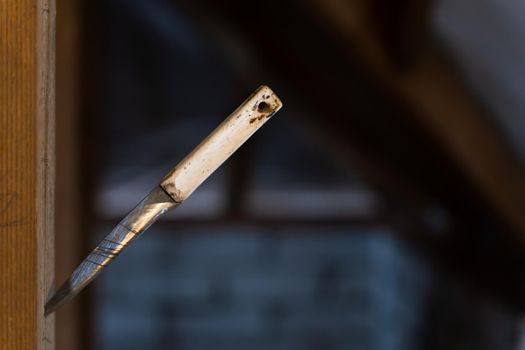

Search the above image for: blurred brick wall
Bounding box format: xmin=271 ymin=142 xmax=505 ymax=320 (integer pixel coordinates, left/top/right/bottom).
xmin=93 ymin=227 xmax=513 ymax=350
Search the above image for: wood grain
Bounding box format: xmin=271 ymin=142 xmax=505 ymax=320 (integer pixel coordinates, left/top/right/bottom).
xmin=0 ymin=1 xmax=55 ymax=349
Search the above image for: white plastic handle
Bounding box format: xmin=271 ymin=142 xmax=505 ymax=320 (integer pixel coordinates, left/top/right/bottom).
xmin=160 ymin=85 xmax=283 ymax=202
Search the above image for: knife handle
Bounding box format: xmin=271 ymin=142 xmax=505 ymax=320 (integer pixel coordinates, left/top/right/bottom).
xmin=160 ymin=85 xmax=283 ymax=203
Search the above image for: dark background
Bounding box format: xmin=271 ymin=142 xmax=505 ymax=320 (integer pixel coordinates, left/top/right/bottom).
xmin=54 ymin=0 xmax=525 ymax=349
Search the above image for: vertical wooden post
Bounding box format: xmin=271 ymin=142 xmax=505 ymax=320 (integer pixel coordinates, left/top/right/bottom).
xmin=0 ymin=1 xmax=55 ymax=349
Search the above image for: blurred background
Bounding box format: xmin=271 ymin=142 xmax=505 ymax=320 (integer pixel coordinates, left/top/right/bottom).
xmin=55 ymin=0 xmax=525 ymax=349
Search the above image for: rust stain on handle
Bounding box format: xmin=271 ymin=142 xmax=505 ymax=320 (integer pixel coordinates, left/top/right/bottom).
xmin=160 ymin=85 xmax=283 ymax=202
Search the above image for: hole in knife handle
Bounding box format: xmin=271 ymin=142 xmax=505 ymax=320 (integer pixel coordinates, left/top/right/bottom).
xmin=257 ymin=101 xmax=268 ymax=111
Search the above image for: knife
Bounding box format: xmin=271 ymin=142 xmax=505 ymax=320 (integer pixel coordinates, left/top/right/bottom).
xmin=45 ymin=85 xmax=283 ymax=316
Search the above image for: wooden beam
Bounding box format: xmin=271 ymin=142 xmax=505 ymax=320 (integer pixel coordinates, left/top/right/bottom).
xmin=0 ymin=0 xmax=55 ymax=349
xmin=188 ymin=0 xmax=525 ymax=237
xmin=187 ymin=0 xmax=525 ymax=240
xmin=309 ymin=0 xmax=525 ymax=239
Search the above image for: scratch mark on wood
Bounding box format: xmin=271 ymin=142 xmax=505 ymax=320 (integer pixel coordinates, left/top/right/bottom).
xmin=0 ymin=192 xmax=25 ymax=228
xmin=0 ymin=192 xmax=19 ymax=214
